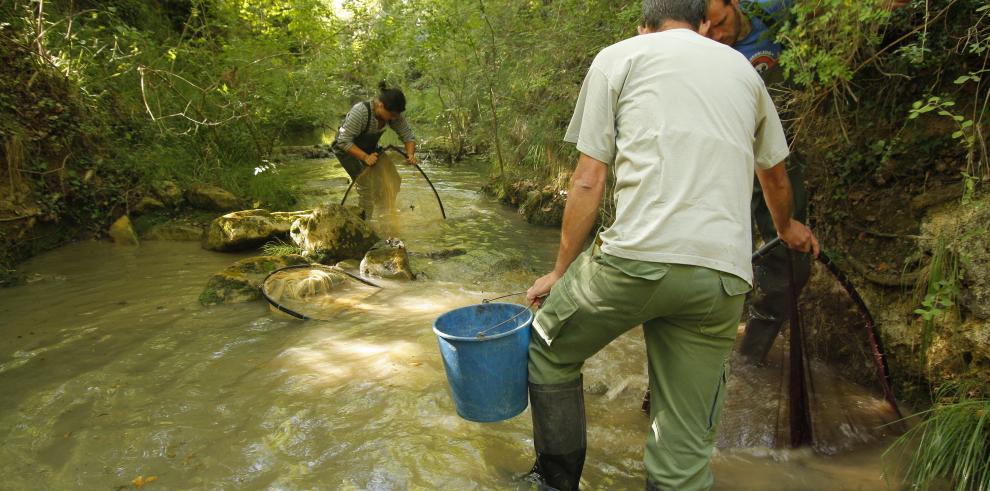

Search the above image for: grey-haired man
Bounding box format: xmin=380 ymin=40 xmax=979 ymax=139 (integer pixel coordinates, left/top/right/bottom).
xmin=524 ymin=0 xmax=818 ymax=489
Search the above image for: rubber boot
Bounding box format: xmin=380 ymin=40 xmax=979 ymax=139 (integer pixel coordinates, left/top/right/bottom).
xmin=528 ymin=377 xmax=586 ymax=491
xmin=738 ymin=305 xmax=783 ymax=365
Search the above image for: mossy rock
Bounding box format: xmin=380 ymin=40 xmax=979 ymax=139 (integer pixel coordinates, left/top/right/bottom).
xmin=203 ymin=209 xmax=311 ymax=252
xmin=186 ymin=184 xmax=243 ymax=212
xmin=290 ymin=204 xmax=379 ymax=264
xmin=360 ymin=239 xmax=414 ymax=280
xmin=109 ymin=215 xmax=139 ymax=246
xmin=199 ymin=254 xmax=309 ymax=306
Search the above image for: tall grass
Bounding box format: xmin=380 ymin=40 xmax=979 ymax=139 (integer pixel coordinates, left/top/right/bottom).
xmin=887 ymin=385 xmax=990 ymax=490
xmin=913 ymin=235 xmax=961 ymax=370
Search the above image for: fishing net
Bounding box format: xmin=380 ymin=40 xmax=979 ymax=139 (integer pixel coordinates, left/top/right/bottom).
xmin=717 ymin=257 xmax=904 ymax=455
xmin=795 ymin=260 xmax=904 ymax=453
xmin=262 ymin=264 xmax=383 ymax=321
xmin=342 ymin=147 xmax=446 ymax=239
xmin=358 ymin=150 xmax=402 ymax=225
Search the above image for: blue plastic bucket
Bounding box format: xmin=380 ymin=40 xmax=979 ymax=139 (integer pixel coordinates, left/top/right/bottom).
xmin=433 ymin=302 xmax=533 ymax=423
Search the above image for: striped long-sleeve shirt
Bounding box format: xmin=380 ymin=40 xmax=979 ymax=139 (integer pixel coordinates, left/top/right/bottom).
xmin=332 ymin=101 xmax=416 ymax=154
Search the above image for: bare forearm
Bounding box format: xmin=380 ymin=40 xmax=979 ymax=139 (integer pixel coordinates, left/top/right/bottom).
xmin=756 ymin=161 xmax=821 ymax=256
xmin=345 ymin=144 xmax=369 ymax=163
xmin=554 ymin=156 xmax=606 ymax=275
xmin=757 ymin=162 xmax=794 ymax=234
xmin=526 ymin=154 xmax=607 ymax=304
xmin=404 ymin=140 xmax=417 ymax=163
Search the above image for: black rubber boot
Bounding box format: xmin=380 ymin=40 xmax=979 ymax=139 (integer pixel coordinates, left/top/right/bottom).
xmin=528 ymin=376 xmax=586 ymax=491
xmin=738 ymin=305 xmax=784 ymax=364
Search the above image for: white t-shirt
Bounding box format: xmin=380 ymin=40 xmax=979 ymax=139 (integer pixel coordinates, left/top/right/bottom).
xmin=565 ymin=28 xmax=789 ymax=285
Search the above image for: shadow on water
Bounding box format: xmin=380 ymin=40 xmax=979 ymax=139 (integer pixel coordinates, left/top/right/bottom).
xmin=0 ymin=155 xmax=910 ymax=489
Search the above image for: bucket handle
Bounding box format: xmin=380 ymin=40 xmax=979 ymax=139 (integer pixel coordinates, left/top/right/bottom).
xmin=482 ymin=291 xmax=527 ymax=303
xmin=476 ymin=300 xmax=536 ymax=338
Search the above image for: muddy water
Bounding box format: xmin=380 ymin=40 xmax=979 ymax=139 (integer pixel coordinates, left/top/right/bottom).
xmin=0 ymin=157 xmax=907 ymax=489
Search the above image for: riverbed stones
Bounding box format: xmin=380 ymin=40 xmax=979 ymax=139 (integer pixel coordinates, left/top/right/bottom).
xmin=272 ymin=144 xmax=333 ymax=159
xmin=498 ymin=179 xmax=566 ymax=226
xmin=203 ymin=209 xmax=310 ymax=252
xmin=143 ymin=220 xmax=204 ymax=241
xmin=290 ymin=204 xmax=379 ymax=264
xmin=109 ymin=215 xmax=139 ymax=246
xmin=185 ymin=184 xmax=243 ymax=212
xmin=152 ymin=180 xmax=183 ymax=208
xmin=360 ymin=239 xmax=414 ymax=280
xmin=199 ymin=254 xmax=309 ymax=305
xmin=133 ymin=196 xmax=166 ymax=214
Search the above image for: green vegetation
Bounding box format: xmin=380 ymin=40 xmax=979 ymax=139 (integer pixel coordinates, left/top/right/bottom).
xmin=261 ymin=238 xmax=301 ymax=257
xmin=2 ymin=1 xmax=990 ymax=483
xmin=887 ymin=384 xmax=990 ymax=491
xmin=914 ymin=235 xmax=961 ymax=368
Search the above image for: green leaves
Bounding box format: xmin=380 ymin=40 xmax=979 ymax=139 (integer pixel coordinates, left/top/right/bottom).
xmin=908 ymin=95 xmax=978 ymax=148
xmin=779 ymin=0 xmax=894 ymax=88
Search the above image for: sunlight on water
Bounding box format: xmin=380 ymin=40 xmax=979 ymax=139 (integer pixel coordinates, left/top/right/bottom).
xmin=0 ymin=157 xmax=910 ymax=489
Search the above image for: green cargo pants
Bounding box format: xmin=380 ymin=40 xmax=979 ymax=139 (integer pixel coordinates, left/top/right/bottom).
xmin=529 ymin=247 xmax=750 ymax=491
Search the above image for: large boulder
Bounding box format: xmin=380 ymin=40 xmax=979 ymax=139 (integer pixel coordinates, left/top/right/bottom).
xmin=360 ymin=238 xmax=414 ymax=280
xmin=290 ymin=205 xmax=379 ymax=264
xmin=186 ymin=184 xmax=242 ymax=212
xmin=203 ymin=209 xmax=310 ymax=252
xmin=109 ymin=215 xmax=139 ymax=246
xmin=199 ymin=254 xmax=309 ymax=305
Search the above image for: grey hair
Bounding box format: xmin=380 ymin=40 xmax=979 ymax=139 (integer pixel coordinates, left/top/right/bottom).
xmin=641 ymin=0 xmax=707 ymax=30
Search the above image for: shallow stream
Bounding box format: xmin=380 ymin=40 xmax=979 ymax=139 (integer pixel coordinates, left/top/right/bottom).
xmin=0 ymin=156 xmax=908 ymax=489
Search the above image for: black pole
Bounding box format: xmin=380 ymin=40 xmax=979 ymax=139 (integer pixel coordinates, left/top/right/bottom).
xmin=787 ymin=252 xmax=814 ymax=447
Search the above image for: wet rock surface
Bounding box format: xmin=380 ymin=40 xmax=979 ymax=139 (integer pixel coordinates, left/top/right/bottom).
xmin=360 ymin=238 xmax=414 ymax=280
xmin=203 ymin=209 xmax=310 ymax=252
xmin=199 ymin=254 xmax=309 ymax=305
xmin=290 ymin=205 xmax=378 ymax=264
xmin=143 ymin=220 xmax=204 ymax=241
xmin=186 ymin=184 xmax=243 ymax=212
xmin=109 ymin=215 xmax=139 ymax=246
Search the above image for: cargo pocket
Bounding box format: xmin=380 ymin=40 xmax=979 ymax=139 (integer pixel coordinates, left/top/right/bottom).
xmin=719 ymin=272 xmax=752 ymax=297
xmin=532 ymin=283 xmax=580 ymax=348
xmin=706 ymin=360 xmax=730 ymax=434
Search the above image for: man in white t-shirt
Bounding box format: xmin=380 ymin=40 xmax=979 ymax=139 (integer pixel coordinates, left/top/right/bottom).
xmin=523 ymin=1 xmax=818 ymax=489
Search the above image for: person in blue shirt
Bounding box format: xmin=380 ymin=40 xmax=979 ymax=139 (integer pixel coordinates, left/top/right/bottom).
xmin=704 ymin=0 xmax=907 ymax=364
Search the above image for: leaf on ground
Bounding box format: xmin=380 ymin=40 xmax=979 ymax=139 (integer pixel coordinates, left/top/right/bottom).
xmin=132 ymin=475 xmax=158 ymax=488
